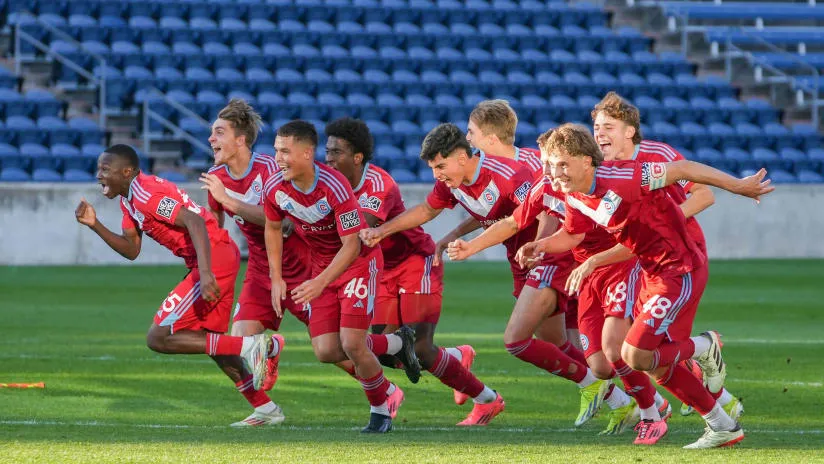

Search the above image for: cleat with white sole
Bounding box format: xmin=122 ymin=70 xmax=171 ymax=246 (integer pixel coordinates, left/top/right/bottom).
xmin=230 ymin=407 xmax=285 ymax=427
xmin=683 ymin=424 xmax=744 ymax=449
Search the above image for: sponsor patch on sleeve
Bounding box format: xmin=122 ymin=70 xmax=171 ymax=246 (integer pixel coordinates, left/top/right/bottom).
xmin=339 ymin=209 xmax=361 ymax=230
xmin=514 ymin=181 xmax=532 ymax=203
xmin=156 ymin=197 xmax=179 ymax=219
xmin=359 ymin=194 xmax=382 ymax=212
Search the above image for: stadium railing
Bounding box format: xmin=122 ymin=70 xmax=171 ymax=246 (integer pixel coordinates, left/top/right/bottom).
xmin=12 ymin=10 xmax=107 ymax=130
xmin=141 ymin=87 xmax=211 ymax=161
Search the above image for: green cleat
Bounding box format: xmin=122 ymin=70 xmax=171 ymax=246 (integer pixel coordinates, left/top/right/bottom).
xmin=575 ymin=379 xmax=610 ymax=427
xmin=723 ymin=396 xmax=744 ymax=422
xmin=600 ymin=398 xmax=640 ymax=435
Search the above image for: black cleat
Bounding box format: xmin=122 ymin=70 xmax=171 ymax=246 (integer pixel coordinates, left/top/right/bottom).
xmin=361 ymin=413 xmax=393 ymax=433
xmin=394 ymin=326 xmax=422 ymax=384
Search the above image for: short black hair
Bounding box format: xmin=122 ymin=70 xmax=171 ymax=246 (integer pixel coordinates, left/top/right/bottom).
xmin=324 ymin=117 xmax=374 ymax=162
xmin=277 ymin=120 xmax=318 ymax=148
xmin=104 ymin=144 xmax=140 ymax=170
xmin=420 ymin=123 xmax=472 ymax=161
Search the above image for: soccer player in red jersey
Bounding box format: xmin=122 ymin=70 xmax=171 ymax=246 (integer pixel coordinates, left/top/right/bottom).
xmin=516 ymin=124 xmax=773 ymax=448
xmin=361 ymin=123 xmax=607 ymax=427
xmin=465 ymin=99 xmax=583 ymax=354
xmin=75 ymin=144 xmax=275 ymax=425
xmin=264 ymin=121 xmax=419 ymax=433
xmin=197 ymin=100 xmax=307 ymax=413
xmin=324 ymin=118 xmax=504 ymax=425
xmin=587 ymin=92 xmax=743 ymax=421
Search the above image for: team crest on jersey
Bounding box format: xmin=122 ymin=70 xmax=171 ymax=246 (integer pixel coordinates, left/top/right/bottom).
xmin=602 ymin=190 xmax=621 ymax=215
xmin=514 ymin=181 xmax=531 ymax=203
xmin=225 ymin=174 xmax=264 ymax=205
xmin=579 ymin=334 xmax=589 ymax=351
xmin=339 ymin=209 xmax=361 ymax=230
xmin=452 ymin=180 xmax=501 ymax=217
xmin=358 ymin=193 xmax=382 ymax=212
xmin=156 ymin=197 xmax=178 ymax=219
xmin=274 ymin=191 xmax=331 ymax=224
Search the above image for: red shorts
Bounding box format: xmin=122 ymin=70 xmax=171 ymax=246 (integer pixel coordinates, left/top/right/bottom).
xmin=576 ymin=259 xmax=642 ymax=357
xmin=520 ymin=252 xmax=575 ymax=315
xmin=625 ymin=264 xmax=709 ymax=351
xmin=374 ymin=254 xmax=444 ymax=326
xmin=154 ymin=239 xmax=240 ymax=334
xmin=565 ymin=297 xmax=579 ymax=330
xmin=232 ymin=273 xmax=310 ymax=331
xmin=305 ymin=248 xmax=383 ymax=338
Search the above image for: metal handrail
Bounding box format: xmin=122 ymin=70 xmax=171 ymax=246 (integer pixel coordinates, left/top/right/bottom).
xmin=12 ymin=11 xmax=107 ymax=128
xmin=142 ymin=87 xmax=212 ymax=159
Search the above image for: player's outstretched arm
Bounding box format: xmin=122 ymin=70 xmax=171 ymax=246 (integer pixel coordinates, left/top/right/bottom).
xmin=681 ymin=183 xmax=715 ymax=219
xmin=434 ymin=216 xmax=482 ymax=265
xmin=446 ymin=216 xmax=520 ymax=261
xmin=293 ymin=233 xmax=361 ymax=305
xmin=200 ymin=173 xmax=267 ymax=226
xmin=264 ymin=217 xmax=286 ymax=317
xmin=175 ymin=208 xmax=219 ymax=302
xmin=361 ymin=202 xmax=442 ymax=247
xmin=517 ymin=228 xmax=585 ymax=268
xmin=565 ymin=243 xmax=633 ymax=295
xmin=75 ymin=198 xmax=142 ymax=260
xmin=659 ymin=161 xmax=775 ymax=201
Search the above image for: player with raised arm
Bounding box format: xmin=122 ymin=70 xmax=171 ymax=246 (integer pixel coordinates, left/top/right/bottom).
xmin=263 ymin=121 xmax=419 ymax=433
xmin=75 ymin=144 xmax=275 ymax=426
xmin=586 ymin=92 xmax=743 ymax=420
xmin=324 ymin=118 xmax=504 ymax=425
xmin=360 ymin=123 xmax=608 ymax=427
xmin=516 ymin=124 xmax=772 ymax=448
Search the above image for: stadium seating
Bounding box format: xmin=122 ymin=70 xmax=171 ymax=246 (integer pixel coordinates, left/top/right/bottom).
xmin=0 ymin=0 xmax=820 ymax=182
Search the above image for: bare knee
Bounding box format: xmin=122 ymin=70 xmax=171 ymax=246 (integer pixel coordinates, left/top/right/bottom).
xmin=591 ymin=362 xmax=615 ymax=380
xmin=603 ymin=344 xmax=623 ymax=364
xmin=146 ymin=332 xmax=170 ymax=354
xmin=341 ymin=336 xmax=371 ymax=362
xmin=621 ymin=344 xmax=653 ymax=371
xmin=314 ymin=345 xmax=343 ymax=364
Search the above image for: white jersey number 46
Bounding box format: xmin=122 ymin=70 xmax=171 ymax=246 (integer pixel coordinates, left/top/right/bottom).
xmin=343 ymin=277 xmax=369 ymax=299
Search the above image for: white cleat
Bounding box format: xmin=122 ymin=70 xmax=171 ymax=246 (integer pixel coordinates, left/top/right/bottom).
xmin=230 ymin=407 xmax=286 ymax=427
xmin=694 ymin=331 xmax=726 ymax=394
xmin=240 ymin=334 xmax=270 ymax=391
xmin=683 ymin=424 xmax=744 ymax=449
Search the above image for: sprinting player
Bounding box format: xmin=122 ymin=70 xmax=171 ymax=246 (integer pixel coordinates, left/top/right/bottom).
xmin=263 ymin=120 xmax=419 ymax=433
xmin=516 ymin=124 xmax=772 ymax=448
xmin=75 ymin=144 xmax=275 ymax=426
xmin=360 ymin=123 xmax=609 ymax=427
xmin=324 ymin=117 xmax=504 ymax=425
xmin=466 ymin=99 xmax=583 ymax=354
xmin=587 ymin=91 xmax=742 ymax=420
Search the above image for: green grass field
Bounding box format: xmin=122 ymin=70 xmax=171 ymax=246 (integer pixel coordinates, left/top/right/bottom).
xmin=1 ymin=260 xmax=823 ymax=463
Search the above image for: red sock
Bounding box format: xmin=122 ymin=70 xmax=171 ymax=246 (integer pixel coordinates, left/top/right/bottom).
xmin=206 ymin=333 xmax=243 ymax=356
xmin=506 ymin=338 xmax=587 ymax=383
xmin=612 ymin=358 xmax=656 ymax=409
xmin=656 ymin=363 xmax=715 ymax=415
xmin=367 ymin=334 xmax=389 ymax=356
xmin=559 ymin=341 xmax=588 ymax=366
xmin=651 ymin=339 xmax=695 ymax=370
xmin=429 ymin=347 xmax=484 ymax=398
xmin=235 ymin=374 xmax=271 ymax=408
xmin=340 ymin=363 xmax=357 ymax=378
xmin=358 ymin=371 xmax=391 ymax=407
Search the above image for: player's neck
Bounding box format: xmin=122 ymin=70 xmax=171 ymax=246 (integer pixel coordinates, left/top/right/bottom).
xmin=494 ymin=144 xmax=517 ymax=159
xmin=349 ymin=164 xmax=366 ymax=190
xmin=226 ymin=149 xmax=252 ymax=178
xmin=616 ymin=142 xmax=635 ymax=161
xmin=463 ymin=156 xmax=482 ymax=185
xmin=292 ymin=163 xmax=316 ymax=192
xmin=122 ymin=172 xmax=140 ymax=197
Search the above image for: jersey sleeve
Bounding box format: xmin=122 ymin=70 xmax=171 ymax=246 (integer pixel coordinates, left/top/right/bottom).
xmin=332 ymin=192 xmax=367 ymax=237
xmin=120 ymin=201 xmax=139 ymax=230
xmin=359 ymin=178 xmax=395 ymax=222
xmin=207 ymin=191 xmax=223 ymax=215
xmin=508 ymin=166 xmax=534 ymax=206
xmin=639 ymin=162 xmax=669 ymax=193
xmin=262 ymin=181 xmax=284 ymax=222
xmin=563 ymin=199 xmax=597 ymax=235
xmin=141 ymin=193 xmax=183 ymax=225
xmin=511 ymin=183 xmax=544 ymax=230
xmin=425 ymin=181 xmax=458 ymax=210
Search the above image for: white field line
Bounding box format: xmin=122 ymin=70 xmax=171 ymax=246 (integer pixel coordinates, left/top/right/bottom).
xmin=0 ymin=420 xmax=821 ymax=435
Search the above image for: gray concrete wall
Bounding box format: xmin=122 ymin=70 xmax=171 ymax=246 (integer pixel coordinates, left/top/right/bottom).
xmin=1 ymin=182 xmax=822 ymax=265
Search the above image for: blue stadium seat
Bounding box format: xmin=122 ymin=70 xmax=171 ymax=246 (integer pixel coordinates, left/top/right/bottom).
xmin=0 ymin=167 xmax=31 ymax=181
xmin=390 ymin=168 xmax=417 ymax=183
xmin=157 ymin=170 xmax=187 ymax=183
xmin=797 ymin=170 xmax=824 ymax=183
xmin=24 ymin=143 xmax=55 ymax=171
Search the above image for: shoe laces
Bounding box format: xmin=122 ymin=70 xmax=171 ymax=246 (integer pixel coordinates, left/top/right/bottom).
xmin=634 ymin=419 xmax=653 ymax=438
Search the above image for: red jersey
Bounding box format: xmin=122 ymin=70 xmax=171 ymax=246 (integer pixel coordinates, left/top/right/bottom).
xmin=207 ymin=153 xmax=275 ymax=278
xmin=634 ymin=140 xmax=706 ymax=253
xmin=513 ymin=176 xmax=618 ymax=263
xmin=120 ymin=172 xmax=228 ymax=269
xmin=353 ymin=163 xmax=435 ymax=270
xmin=514 ymin=146 xmax=543 ymax=180
xmin=563 ymin=160 xmax=704 ymax=276
xmin=263 ymin=162 xmax=371 ymax=270
xmin=426 ymin=153 xmax=535 ymax=266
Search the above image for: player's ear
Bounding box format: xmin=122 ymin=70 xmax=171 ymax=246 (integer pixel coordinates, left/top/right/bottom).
xmin=624 ymin=125 xmax=636 ymax=142
xmin=354 ymin=152 xmax=363 ymax=165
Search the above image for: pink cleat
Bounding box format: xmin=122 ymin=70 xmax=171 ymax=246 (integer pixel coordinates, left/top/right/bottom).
xmin=633 ymin=419 xmax=668 ymax=445
xmin=452 ymin=345 xmax=477 ymax=405
xmin=387 ymin=385 xmax=405 ymax=419
xmin=457 ymin=392 xmax=505 ymax=426
xmin=262 ymin=334 xmax=285 ymax=391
